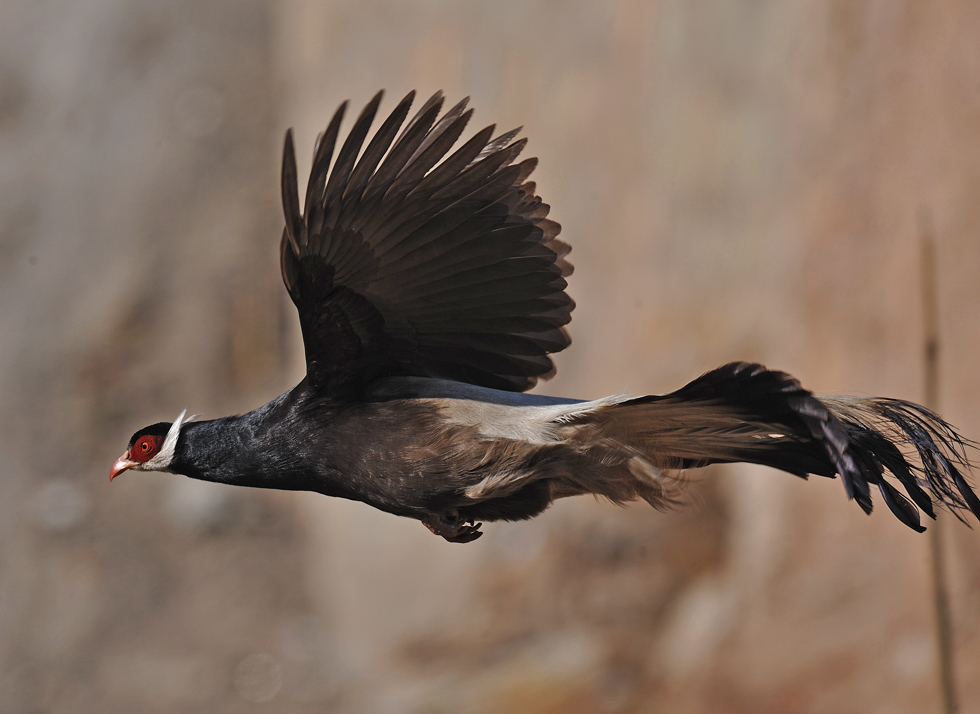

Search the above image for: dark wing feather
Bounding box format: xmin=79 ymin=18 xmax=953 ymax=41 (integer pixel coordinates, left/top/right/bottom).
xmin=279 ymin=91 xmax=573 ymax=394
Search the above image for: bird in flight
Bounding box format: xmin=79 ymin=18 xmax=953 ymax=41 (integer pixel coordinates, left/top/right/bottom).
xmin=111 ymin=90 xmax=978 ymax=542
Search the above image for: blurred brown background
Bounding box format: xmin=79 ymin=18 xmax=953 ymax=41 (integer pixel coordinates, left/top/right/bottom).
xmin=2 ymin=1 xmax=979 ymax=712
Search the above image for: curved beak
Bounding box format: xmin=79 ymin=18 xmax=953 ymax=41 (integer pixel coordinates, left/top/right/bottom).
xmin=110 ymin=453 xmax=137 ymax=481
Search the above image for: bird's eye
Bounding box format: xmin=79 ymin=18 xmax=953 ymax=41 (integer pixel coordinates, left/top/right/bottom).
xmin=131 ymin=435 xmax=162 ymax=462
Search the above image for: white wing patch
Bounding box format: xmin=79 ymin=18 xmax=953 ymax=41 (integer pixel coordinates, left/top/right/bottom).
xmin=429 ymin=394 xmax=624 ymax=444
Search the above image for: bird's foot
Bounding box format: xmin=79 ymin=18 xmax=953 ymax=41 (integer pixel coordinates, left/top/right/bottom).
xmin=421 ymin=513 xmax=483 ymax=543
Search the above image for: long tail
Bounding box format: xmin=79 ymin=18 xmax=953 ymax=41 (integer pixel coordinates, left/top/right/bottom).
xmin=588 ymin=362 xmax=979 ymax=532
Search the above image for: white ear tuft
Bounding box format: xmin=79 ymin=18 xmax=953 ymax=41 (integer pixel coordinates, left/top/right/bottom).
xmin=144 ymin=409 xmax=193 ymax=471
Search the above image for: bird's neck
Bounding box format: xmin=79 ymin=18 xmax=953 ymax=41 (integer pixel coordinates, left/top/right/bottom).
xmin=169 ymin=392 xmax=315 ymax=492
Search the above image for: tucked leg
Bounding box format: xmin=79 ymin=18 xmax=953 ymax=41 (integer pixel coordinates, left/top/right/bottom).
xmin=421 ymin=512 xmax=483 ymax=543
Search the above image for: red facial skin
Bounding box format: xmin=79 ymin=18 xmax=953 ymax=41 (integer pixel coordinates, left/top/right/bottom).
xmin=130 ymin=435 xmax=163 ymax=463
xmin=109 ymin=435 xmax=163 ymax=481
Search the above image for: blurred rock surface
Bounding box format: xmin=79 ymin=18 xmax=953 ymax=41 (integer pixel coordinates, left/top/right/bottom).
xmin=1 ymin=1 xmax=979 ymax=712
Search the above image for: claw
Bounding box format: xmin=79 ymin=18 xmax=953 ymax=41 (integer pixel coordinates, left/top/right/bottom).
xmin=444 ymin=523 xmax=483 ymax=543
xmin=421 ymin=514 xmax=483 ymax=543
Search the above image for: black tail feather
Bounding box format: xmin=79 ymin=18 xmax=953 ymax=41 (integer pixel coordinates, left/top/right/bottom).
xmin=629 ymin=362 xmax=978 ymax=531
xmin=952 ymin=462 xmax=980 ymax=520
xmin=828 ymin=396 xmax=979 ymax=526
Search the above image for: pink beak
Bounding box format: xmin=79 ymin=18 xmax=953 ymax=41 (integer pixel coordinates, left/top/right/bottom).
xmin=110 ymin=453 xmax=137 ymax=481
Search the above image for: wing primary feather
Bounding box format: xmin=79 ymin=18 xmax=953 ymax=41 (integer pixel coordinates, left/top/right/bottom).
xmin=372 ymin=163 xmax=525 ymax=257
xmin=384 ymin=221 xmax=544 ymax=284
xmin=352 ymin=125 xmax=507 ymax=242
xmin=512 ymin=156 xmax=537 ymax=185
xmin=386 ymin=109 xmax=473 ymax=202
xmin=305 ymin=101 xmax=348 ymax=238
xmin=399 ymin=91 xmax=445 ymax=149
xmin=340 ymin=90 xmax=416 ymax=219
xmin=359 ymin=99 xmax=444 ymax=212
xmin=405 ymin=96 xmax=470 ymax=168
xmin=408 ymin=124 xmax=496 ymax=199
xmin=380 ymin=209 xmax=527 ymax=276
xmin=431 ymin=139 xmax=528 ymax=203
xmin=280 ymin=129 xmax=301 ymax=254
xmin=350 ymin=123 xmax=497 ymax=238
xmin=321 ymin=91 xmax=383 ymax=228
xmin=280 ymin=228 xmax=300 ymax=298
xmin=472 ymin=127 xmax=523 ymax=164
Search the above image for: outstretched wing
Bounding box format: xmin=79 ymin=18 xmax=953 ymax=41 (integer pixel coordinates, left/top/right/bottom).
xmin=279 ymin=90 xmax=573 ymax=394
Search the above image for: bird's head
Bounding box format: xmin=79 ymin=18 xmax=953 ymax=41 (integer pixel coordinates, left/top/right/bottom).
xmin=109 ymin=410 xmax=193 ymax=481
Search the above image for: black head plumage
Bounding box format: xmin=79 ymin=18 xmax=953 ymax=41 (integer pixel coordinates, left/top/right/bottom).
xmin=127 ymin=422 xmax=172 ymax=450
